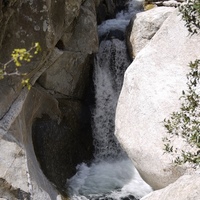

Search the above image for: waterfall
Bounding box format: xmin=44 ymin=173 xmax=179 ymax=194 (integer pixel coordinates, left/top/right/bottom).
xmin=66 ymin=1 xmax=152 ymax=199
xmin=92 ymin=39 xmax=129 ymax=161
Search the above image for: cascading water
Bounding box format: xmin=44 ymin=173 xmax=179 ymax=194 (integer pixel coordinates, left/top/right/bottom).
xmin=66 ymin=1 xmax=152 ymax=199
xmin=92 ymin=39 xmax=129 ymax=161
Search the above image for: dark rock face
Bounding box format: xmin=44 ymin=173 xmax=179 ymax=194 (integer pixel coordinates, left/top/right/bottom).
xmin=96 ymin=0 xmax=115 ymax=24
xmin=31 ymin=77 xmax=95 ymax=194
xmin=96 ymin=0 xmax=129 ymax=24
xmin=114 ymin=0 xmax=129 ymax=12
xmin=32 ymin=109 xmax=94 ymax=195
xmin=121 ymin=195 xmax=138 ymax=200
xmin=89 ymin=194 xmax=138 ymax=200
xmin=0 ymin=0 xmax=98 ymax=198
xmin=0 ymin=0 xmax=98 ymax=119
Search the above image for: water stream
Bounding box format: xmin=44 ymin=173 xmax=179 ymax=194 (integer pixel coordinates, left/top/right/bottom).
xmin=66 ymin=1 xmax=152 ymax=199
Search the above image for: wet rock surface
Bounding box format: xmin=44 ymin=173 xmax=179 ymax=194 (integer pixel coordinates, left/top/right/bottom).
xmin=89 ymin=194 xmax=138 ymax=200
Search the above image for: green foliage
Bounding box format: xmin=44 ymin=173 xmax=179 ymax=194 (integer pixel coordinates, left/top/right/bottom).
xmin=179 ymin=0 xmax=200 ymax=34
xmin=0 ymin=42 xmax=41 ymax=89
xmin=163 ymin=60 xmax=200 ymax=165
xmin=163 ymin=0 xmax=200 ymax=167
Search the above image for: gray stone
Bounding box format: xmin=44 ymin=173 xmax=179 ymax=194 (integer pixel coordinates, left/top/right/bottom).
xmin=115 ymin=9 xmax=200 ymax=190
xmin=38 ymin=51 xmax=92 ymax=98
xmin=0 ymin=85 xmax=62 ymax=199
xmin=62 ymin=0 xmax=98 ymax=54
xmin=0 ymin=0 xmax=98 ymax=198
xmin=0 ymin=0 xmax=98 ymax=119
xmin=141 ymin=173 xmax=200 ymax=200
xmin=128 ymin=7 xmax=174 ymax=58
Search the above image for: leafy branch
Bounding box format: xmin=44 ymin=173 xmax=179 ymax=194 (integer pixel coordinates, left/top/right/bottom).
xmin=163 ymin=60 xmax=200 ymax=165
xmin=179 ymin=0 xmax=200 ymax=35
xmin=0 ymin=42 xmax=41 ymax=89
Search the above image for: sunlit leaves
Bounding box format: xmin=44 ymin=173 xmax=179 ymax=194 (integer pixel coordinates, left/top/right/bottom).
xmin=11 ymin=48 xmax=33 ymax=67
xmin=21 ymin=78 xmax=31 ymax=90
xmin=34 ymin=42 xmax=42 ymax=54
xmin=0 ymin=42 xmax=41 ymax=90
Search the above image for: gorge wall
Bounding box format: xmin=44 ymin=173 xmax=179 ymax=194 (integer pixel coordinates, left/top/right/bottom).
xmin=0 ymin=0 xmax=128 ymax=199
xmin=0 ymin=0 xmax=134 ymax=199
xmin=2 ymin=0 xmax=198 ymax=200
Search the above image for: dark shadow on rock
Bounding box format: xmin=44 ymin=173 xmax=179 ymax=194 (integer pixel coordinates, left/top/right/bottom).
xmin=32 ymin=98 xmax=94 ymax=196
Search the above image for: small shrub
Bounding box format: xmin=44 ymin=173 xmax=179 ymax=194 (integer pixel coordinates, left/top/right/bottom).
xmin=163 ymin=60 xmax=200 ymax=166
xmin=179 ymin=0 xmax=200 ymax=35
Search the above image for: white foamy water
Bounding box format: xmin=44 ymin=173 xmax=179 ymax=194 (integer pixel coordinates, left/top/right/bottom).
xmin=92 ymin=39 xmax=129 ymax=161
xmin=66 ymin=1 xmax=152 ymax=199
xmin=67 ymin=160 xmax=152 ymax=200
xmin=98 ymin=0 xmax=143 ymax=37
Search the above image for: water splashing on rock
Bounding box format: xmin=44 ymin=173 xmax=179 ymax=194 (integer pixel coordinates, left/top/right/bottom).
xmin=66 ymin=1 xmax=152 ymax=199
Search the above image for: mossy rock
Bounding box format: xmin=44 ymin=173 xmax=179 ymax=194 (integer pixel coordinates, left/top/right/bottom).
xmin=144 ymin=3 xmax=157 ymax=10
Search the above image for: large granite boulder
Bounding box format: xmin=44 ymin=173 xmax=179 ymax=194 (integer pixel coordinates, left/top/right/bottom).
xmin=141 ymin=173 xmax=200 ymax=200
xmin=127 ymin=6 xmax=174 ymax=58
xmin=115 ymin=9 xmax=200 ymax=190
